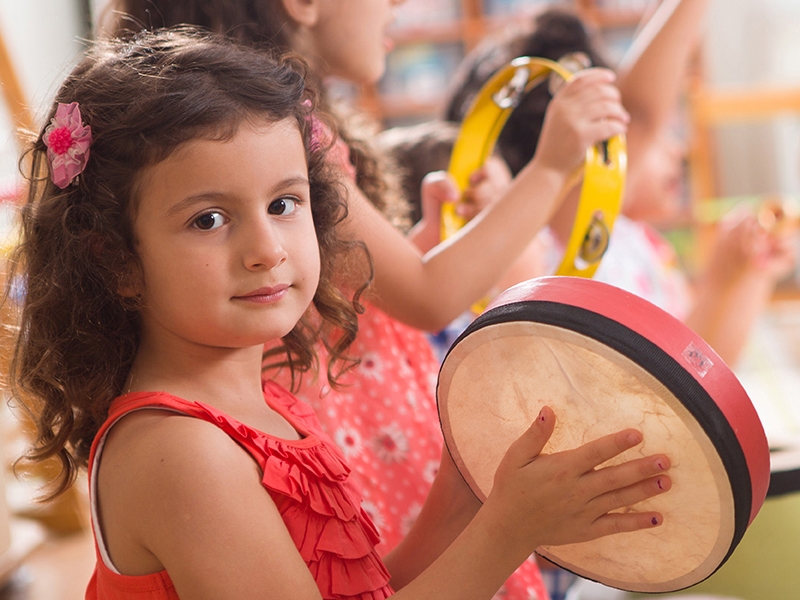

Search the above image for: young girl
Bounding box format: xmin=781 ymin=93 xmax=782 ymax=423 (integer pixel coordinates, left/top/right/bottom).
xmin=6 ymin=29 xmax=671 ymax=600
xmin=101 ymin=4 xmax=630 ymax=597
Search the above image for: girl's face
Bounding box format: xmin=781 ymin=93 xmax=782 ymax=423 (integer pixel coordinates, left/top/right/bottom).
xmin=305 ymin=0 xmax=405 ymax=84
xmin=623 ymin=130 xmax=686 ymax=224
xmin=131 ymin=118 xmax=320 ymax=352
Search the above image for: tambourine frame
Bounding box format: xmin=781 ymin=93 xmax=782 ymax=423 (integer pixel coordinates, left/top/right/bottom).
xmin=444 ymin=56 xmax=627 ymax=278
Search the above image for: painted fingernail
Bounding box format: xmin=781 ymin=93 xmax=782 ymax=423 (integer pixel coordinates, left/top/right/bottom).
xmin=657 ymin=478 xmax=666 ymax=490
xmin=627 ymin=432 xmax=642 ymax=445
xmin=538 ymin=409 xmax=547 ymax=423
xmin=651 ymin=516 xmax=660 ymax=526
xmin=656 ymin=458 xmax=666 ymax=471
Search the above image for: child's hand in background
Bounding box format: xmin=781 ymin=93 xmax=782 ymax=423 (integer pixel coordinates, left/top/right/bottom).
xmin=410 ymin=156 xmax=512 ymax=252
xmin=706 ymin=206 xmax=797 ymax=288
xmin=457 ymin=156 xmax=513 ymax=222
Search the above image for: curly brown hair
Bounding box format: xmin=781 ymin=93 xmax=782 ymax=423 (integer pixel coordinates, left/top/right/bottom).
xmin=104 ymin=0 xmax=410 ymax=230
xmin=4 ymin=28 xmax=372 ymax=498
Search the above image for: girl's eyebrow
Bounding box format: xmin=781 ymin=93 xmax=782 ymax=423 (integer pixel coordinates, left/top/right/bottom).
xmin=165 ymin=176 xmax=310 ymax=217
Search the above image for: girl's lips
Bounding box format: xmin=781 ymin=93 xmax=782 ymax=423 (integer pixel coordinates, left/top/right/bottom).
xmin=233 ymin=285 xmax=289 ymax=303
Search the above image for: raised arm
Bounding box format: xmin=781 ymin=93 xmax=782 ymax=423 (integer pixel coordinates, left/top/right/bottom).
xmin=684 ymin=210 xmax=796 ymax=365
xmin=616 ymin=0 xmax=712 ymax=139
xmin=342 ymin=69 xmax=628 ymax=331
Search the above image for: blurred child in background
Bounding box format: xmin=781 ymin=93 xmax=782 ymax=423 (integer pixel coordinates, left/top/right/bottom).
xmin=443 ymin=0 xmax=795 ymax=367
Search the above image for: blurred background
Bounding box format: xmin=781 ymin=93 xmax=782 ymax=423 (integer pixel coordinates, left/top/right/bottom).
xmin=0 ymin=1 xmax=799 ymax=599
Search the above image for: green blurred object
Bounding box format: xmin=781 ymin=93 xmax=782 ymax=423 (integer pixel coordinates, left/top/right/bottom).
xmin=633 ymin=491 xmax=800 ymax=600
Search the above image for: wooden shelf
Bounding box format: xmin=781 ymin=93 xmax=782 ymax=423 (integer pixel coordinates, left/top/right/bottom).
xmin=369 ymin=0 xmax=649 ymax=124
xmin=691 ymin=85 xmax=800 ymax=125
xmin=579 ymin=6 xmax=649 ymax=28
xmin=377 ymin=97 xmax=445 ymax=120
xmin=389 ymin=21 xmax=470 ymax=45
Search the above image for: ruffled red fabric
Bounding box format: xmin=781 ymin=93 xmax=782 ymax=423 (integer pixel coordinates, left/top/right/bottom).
xmin=88 ymin=382 xmax=393 ymax=600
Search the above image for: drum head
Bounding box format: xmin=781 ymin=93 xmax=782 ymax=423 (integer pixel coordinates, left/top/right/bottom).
xmin=437 ymin=277 xmax=770 ymax=593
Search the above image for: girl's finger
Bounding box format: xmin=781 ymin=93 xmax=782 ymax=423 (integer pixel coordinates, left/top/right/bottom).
xmin=584 ymin=119 xmax=629 ymax=145
xmin=580 ymin=101 xmax=630 ymax=124
xmin=585 ymin=454 xmax=670 ymax=497
xmin=503 ymin=406 xmax=556 ymax=467
xmin=568 ymin=428 xmax=645 ymax=474
xmin=590 ymin=510 xmax=664 ymax=538
xmin=589 ymin=473 xmax=672 ymax=516
xmin=564 ymin=67 xmax=617 ymax=89
xmin=420 ymin=170 xmax=459 ymax=205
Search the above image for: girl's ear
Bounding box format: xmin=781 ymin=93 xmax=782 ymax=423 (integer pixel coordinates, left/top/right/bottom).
xmin=116 ymin=260 xmax=144 ymax=302
xmin=279 ymin=0 xmax=321 ymax=28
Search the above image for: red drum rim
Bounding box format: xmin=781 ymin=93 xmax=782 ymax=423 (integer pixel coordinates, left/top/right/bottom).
xmin=437 ymin=277 xmax=770 ymax=592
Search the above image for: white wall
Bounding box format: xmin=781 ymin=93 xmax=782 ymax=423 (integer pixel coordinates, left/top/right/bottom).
xmin=705 ymin=0 xmax=800 ymax=199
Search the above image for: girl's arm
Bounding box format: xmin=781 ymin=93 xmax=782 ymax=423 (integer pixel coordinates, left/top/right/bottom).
xmin=616 ymin=0 xmax=711 ymax=142
xmin=684 ymin=212 xmax=796 ymax=365
xmin=98 ymin=414 xmax=323 ymax=600
xmin=107 ymin=408 xmax=669 ymax=600
xmin=341 ymin=69 xmax=628 ymax=331
xmin=383 ymin=407 xmax=671 ymax=595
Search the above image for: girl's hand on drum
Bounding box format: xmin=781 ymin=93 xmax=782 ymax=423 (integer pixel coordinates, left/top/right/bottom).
xmin=484 ymin=406 xmax=670 ymax=550
xmin=533 ymin=68 xmax=629 ymax=179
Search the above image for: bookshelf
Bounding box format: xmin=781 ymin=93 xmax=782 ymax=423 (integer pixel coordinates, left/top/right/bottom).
xmin=359 ymin=0 xmax=653 ymax=126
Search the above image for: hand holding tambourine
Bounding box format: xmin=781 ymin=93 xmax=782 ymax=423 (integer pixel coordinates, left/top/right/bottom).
xmin=443 ymin=56 xmax=626 ymax=279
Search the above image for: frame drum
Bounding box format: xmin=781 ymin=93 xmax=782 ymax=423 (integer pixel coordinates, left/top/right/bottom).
xmin=437 ymin=277 xmax=770 ymax=593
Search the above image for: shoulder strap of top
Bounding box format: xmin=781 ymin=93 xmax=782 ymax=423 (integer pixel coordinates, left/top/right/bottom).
xmin=88 ymin=392 xmax=206 ymax=575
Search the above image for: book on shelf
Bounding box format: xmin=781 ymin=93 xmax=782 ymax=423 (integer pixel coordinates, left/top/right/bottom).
xmin=379 ymin=42 xmax=464 ymax=104
xmin=483 ymin=0 xmax=550 ymax=17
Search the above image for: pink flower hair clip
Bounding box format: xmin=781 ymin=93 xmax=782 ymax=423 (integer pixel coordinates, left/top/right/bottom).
xmin=43 ymin=102 xmax=92 ymax=189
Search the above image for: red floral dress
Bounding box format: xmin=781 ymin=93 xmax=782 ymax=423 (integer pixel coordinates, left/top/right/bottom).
xmin=270 ymin=303 xmax=442 ymax=555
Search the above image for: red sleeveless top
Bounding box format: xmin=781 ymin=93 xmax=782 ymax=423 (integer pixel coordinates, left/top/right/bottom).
xmin=85 ymin=380 xmax=393 ymax=599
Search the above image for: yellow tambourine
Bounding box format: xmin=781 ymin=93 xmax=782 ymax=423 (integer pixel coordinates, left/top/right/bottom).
xmin=444 ymin=56 xmax=626 ymax=279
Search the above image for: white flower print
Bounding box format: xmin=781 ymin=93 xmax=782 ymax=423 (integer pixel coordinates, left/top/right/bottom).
xmin=334 ymin=425 xmax=363 ymax=459
xmin=358 ymin=351 xmax=385 ymax=382
xmin=421 ymin=459 xmax=439 ymax=484
xmin=404 ymin=388 xmax=418 ymax=411
xmin=372 ymin=423 xmax=409 ymax=463
xmin=360 ymin=500 xmax=386 ymax=532
xmin=400 ymin=502 xmax=422 ymax=536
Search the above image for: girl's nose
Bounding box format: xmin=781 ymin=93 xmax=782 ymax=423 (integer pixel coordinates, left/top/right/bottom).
xmin=243 ymin=219 xmax=287 ymax=271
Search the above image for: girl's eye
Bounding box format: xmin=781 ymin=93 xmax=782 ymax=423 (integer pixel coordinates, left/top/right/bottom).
xmin=268 ymin=196 xmax=299 ymax=216
xmin=193 ymin=212 xmax=225 ymax=231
